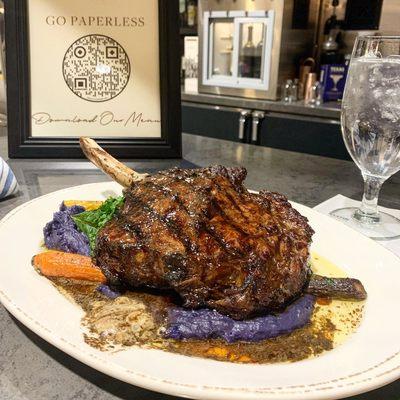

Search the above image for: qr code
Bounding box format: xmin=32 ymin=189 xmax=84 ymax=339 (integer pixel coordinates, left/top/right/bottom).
xmin=63 ymin=34 xmax=131 ymax=102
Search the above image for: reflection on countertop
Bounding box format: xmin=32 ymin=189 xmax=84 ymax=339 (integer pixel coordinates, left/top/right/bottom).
xmin=181 ymin=89 xmax=341 ymax=119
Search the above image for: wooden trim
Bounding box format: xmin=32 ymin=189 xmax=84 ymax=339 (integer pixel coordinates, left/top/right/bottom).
xmin=5 ymin=0 xmax=182 ymax=158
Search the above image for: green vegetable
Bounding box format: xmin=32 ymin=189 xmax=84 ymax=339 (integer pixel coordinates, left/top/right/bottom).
xmin=72 ymin=196 xmax=124 ymax=254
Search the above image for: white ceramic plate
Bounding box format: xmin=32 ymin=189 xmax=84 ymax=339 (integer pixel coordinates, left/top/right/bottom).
xmin=0 ymin=182 xmax=399 ymax=400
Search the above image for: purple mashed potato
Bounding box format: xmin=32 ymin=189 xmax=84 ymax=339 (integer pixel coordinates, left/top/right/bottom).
xmin=165 ymin=295 xmax=315 ymax=343
xmin=43 ymin=203 xmax=90 ymax=256
xmin=97 ymin=284 xmax=121 ymax=299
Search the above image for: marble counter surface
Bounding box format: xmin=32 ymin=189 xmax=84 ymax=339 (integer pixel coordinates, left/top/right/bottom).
xmin=0 ymin=130 xmax=399 ymax=400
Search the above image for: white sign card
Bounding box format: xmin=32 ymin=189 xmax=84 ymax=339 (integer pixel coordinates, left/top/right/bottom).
xmin=28 ymin=0 xmax=162 ymax=138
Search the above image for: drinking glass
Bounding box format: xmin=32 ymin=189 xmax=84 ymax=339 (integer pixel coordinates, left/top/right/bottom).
xmin=330 ymin=36 xmax=400 ymax=240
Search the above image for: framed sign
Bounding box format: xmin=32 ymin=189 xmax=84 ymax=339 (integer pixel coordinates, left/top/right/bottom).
xmin=5 ymin=0 xmax=181 ymax=158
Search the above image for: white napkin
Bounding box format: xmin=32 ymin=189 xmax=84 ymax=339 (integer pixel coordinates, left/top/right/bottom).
xmin=314 ymin=194 xmax=400 ymax=257
xmin=0 ymin=157 xmax=19 ymax=200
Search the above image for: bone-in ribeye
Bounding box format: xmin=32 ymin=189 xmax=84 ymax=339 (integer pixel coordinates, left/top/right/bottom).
xmin=95 ymin=166 xmax=315 ymax=319
xmin=80 ymin=137 xmax=366 ymax=320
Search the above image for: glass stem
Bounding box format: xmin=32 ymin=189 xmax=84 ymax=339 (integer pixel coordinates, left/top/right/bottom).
xmin=357 ymin=174 xmax=385 ymax=222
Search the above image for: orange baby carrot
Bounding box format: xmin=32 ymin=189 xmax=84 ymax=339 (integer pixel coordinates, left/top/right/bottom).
xmin=63 ymin=200 xmax=103 ymax=211
xmin=33 ymin=250 xmax=106 ymax=283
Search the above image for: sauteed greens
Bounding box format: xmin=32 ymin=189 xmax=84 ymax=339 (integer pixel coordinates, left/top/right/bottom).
xmin=72 ymin=196 xmax=124 ymax=254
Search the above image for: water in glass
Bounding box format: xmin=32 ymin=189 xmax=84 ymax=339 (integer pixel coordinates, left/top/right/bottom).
xmin=342 ymin=56 xmax=400 ymax=179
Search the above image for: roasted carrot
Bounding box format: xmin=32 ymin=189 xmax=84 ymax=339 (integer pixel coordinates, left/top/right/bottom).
xmin=206 ymin=346 xmax=253 ymax=363
xmin=206 ymin=346 xmax=229 ymax=358
xmin=63 ymin=200 xmax=103 ymax=211
xmin=32 ymin=250 xmax=106 ymax=283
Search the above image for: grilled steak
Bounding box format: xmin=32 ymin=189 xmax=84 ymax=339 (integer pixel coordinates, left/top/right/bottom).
xmin=95 ymin=166 xmax=314 ymax=320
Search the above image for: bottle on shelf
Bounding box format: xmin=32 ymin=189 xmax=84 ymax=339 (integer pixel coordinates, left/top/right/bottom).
xmin=240 ymin=25 xmax=256 ymax=78
xmin=291 ymin=78 xmax=299 ymax=101
xmin=187 ymin=0 xmax=197 ymax=27
xmin=283 ymin=79 xmax=294 ymax=102
xmin=320 ymin=0 xmax=344 ymax=65
xmin=179 ymin=0 xmax=186 ymax=28
xmin=304 ymin=72 xmax=317 ymax=104
xmin=320 ymin=27 xmax=344 ymax=65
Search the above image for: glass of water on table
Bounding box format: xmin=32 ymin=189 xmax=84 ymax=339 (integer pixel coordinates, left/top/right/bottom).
xmin=331 ymin=36 xmax=400 ymax=239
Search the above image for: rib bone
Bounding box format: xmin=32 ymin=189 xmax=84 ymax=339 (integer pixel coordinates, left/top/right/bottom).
xmin=79 ymin=137 xmax=148 ymax=187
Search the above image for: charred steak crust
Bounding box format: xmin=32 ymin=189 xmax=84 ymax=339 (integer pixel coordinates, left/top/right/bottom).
xmin=95 ymin=166 xmax=314 ymax=320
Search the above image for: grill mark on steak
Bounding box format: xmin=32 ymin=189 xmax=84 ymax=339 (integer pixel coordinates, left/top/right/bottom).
xmin=120 ymin=200 xmax=187 ymax=286
xmin=125 ymin=180 xmax=239 ymax=292
xmin=210 ymin=199 xmax=268 ymax=254
xmin=212 ymin=178 xmax=279 ymax=240
xmin=211 ymin=197 xmax=257 ymax=241
xmin=135 ymin=174 xmax=253 ymax=295
xmin=125 ymin=188 xmax=194 ymax=254
xmin=150 ymin=172 xmax=247 ymax=258
xmin=152 ymin=173 xmax=286 ymax=302
xmin=144 ymin=174 xmax=241 ymax=255
xmin=135 ymin=180 xmax=202 ymax=252
xmin=209 ymin=181 xmax=280 ymax=260
xmin=134 ymin=179 xmax=217 ymax=260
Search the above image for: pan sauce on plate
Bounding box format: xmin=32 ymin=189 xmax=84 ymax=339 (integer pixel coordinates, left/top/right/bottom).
xmin=48 ymin=253 xmax=364 ymax=364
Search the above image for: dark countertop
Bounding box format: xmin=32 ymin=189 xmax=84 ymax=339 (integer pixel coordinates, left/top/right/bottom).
xmin=181 ymin=90 xmax=341 ymax=120
xmin=0 ymin=130 xmax=399 ymax=400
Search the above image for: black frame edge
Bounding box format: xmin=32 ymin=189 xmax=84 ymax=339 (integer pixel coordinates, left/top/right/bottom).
xmin=5 ymin=0 xmax=182 ymax=159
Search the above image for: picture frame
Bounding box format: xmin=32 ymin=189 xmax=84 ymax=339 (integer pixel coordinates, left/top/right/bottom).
xmin=5 ymin=0 xmax=182 ymax=158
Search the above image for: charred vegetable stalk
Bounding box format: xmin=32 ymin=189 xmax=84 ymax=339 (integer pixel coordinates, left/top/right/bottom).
xmin=306 ymin=275 xmax=367 ymax=300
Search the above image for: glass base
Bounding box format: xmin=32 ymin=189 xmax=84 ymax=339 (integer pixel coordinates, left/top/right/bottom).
xmin=330 ymin=207 xmax=400 ymax=240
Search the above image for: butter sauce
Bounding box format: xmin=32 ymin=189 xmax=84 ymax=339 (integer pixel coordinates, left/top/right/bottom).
xmin=48 ymin=252 xmax=364 ymax=364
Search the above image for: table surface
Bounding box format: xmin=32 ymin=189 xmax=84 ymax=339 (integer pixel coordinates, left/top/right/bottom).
xmin=1 ymin=130 xmax=400 ymax=400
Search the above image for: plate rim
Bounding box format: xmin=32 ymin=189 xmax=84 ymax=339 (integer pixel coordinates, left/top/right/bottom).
xmin=0 ymin=181 xmax=399 ymax=400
